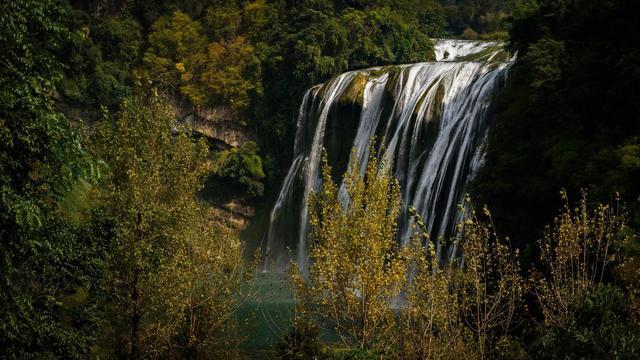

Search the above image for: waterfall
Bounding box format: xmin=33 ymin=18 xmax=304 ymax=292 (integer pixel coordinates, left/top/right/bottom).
xmin=262 ymin=39 xmax=513 ymax=271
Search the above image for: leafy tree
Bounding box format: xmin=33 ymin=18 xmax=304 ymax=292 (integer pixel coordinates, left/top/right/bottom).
xmin=203 ymin=0 xmax=241 ymax=40
xmin=533 ymin=191 xmax=632 ymax=328
xmin=174 ymin=212 xmax=248 ymax=357
xmin=301 ymin=147 xmax=409 ymax=353
xmin=59 ymin=7 xmax=142 ymax=108
xmin=142 ymin=10 xmax=207 ymax=92
xmin=401 ymin=198 xmax=524 ymax=360
xmin=92 ymin=95 xmax=245 ymax=357
xmin=532 ymin=283 xmax=640 ymax=358
xmin=529 ymin=192 xmax=640 ymax=358
xmin=343 ymin=7 xmax=435 ymax=69
xmin=455 ymin=198 xmax=524 ymax=359
xmin=292 ymin=144 xmax=524 ymax=358
xmin=399 ymin=212 xmax=471 ymax=359
xmin=0 ymin=0 xmax=107 ymax=356
xmin=181 ymin=35 xmax=262 ymax=117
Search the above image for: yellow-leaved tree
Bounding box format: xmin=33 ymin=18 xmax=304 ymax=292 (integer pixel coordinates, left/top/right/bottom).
xmin=142 ymin=11 xmax=207 ymax=91
xmin=455 ymin=197 xmax=524 ymax=359
xmin=399 ymin=218 xmax=469 ymax=359
xmin=534 ymin=190 xmax=632 ymax=327
xmin=400 ymin=197 xmax=524 ymax=360
xmin=181 ymin=35 xmax=261 ymax=119
xmin=92 ymin=95 xmax=245 ymax=358
xmin=300 ymin=146 xmax=410 ymax=354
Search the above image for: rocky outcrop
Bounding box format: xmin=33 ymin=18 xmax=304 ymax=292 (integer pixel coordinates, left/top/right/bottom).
xmin=166 ymin=94 xmax=258 ymax=231
xmin=207 ymin=199 xmax=255 ymax=231
xmin=166 ymin=94 xmax=255 ymax=151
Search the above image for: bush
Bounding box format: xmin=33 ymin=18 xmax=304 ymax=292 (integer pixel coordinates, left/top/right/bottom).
xmin=212 ymin=141 xmax=265 ymax=197
xmin=400 ymin=197 xmax=524 ymax=360
xmin=461 ymin=27 xmax=479 ymax=40
xmin=276 ymin=320 xmax=323 ymax=360
xmin=534 ymin=190 xmax=631 ymax=328
xmin=533 ymin=284 xmax=640 ymax=359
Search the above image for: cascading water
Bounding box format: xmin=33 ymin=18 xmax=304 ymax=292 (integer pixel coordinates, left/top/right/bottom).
xmin=263 ymin=39 xmax=514 ymax=271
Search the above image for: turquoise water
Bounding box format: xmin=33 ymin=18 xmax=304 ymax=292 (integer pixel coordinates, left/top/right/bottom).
xmin=232 ymin=272 xmax=340 ymax=356
xmin=236 ymin=273 xmax=296 ymax=350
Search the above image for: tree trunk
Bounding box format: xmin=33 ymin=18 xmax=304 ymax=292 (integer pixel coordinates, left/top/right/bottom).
xmin=130 ymin=269 xmax=141 ymax=360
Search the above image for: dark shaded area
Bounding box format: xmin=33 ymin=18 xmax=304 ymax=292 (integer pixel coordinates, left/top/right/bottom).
xmin=473 ymin=0 xmax=640 ymax=254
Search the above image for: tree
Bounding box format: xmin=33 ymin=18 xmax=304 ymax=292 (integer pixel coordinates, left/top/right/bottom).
xmin=455 ymin=197 xmax=524 ymax=359
xmin=532 ymin=192 xmax=640 ymax=358
xmin=175 ymin=212 xmax=247 ymax=357
xmin=400 ymin=198 xmax=524 ymax=360
xmin=301 ymin=146 xmax=409 ymax=353
xmin=181 ymin=35 xmax=262 ymax=118
xmin=399 ymin=214 xmax=471 ymax=359
xmin=142 ymin=10 xmax=207 ymax=92
xmin=534 ymin=191 xmax=631 ymax=327
xmin=92 ymin=95 xmax=244 ymax=357
xmin=0 ymin=0 xmax=107 ymax=356
xmin=211 ymin=141 xmax=266 ymax=197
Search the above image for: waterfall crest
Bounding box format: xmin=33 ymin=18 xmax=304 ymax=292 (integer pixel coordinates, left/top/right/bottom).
xmin=263 ymin=39 xmax=513 ymax=270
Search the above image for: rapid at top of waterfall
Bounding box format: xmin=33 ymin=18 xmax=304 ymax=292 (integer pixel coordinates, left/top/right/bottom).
xmin=433 ymin=39 xmax=512 ymax=62
xmin=262 ymin=39 xmax=514 ymax=272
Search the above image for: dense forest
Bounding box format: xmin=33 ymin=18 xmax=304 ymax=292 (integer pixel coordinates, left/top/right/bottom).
xmin=1 ymin=0 xmax=639 ymax=358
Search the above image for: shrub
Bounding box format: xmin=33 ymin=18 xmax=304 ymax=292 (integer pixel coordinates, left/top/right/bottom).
xmin=400 ymin=197 xmax=524 ymax=360
xmin=534 ymin=190 xmax=631 ymax=328
xmin=531 ymin=191 xmax=639 ymax=358
xmin=461 ymin=27 xmax=479 ymax=40
xmin=533 ymin=284 xmax=640 ymax=359
xmin=212 ymin=141 xmax=265 ymax=197
xmin=276 ymin=319 xmax=323 ymax=360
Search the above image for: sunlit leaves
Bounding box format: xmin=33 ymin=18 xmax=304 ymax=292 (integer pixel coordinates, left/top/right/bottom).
xmin=302 ymin=144 xmax=408 ymax=351
xmin=92 ymin=95 xmax=244 ymax=356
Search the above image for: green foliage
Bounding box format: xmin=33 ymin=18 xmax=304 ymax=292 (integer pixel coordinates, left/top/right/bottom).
xmin=0 ymin=0 xmax=108 ymax=356
xmin=343 ymin=7 xmax=434 ymax=69
xmin=204 ymin=1 xmax=241 ymax=40
xmin=441 ymin=0 xmax=515 ymax=36
xmin=10 ymin=0 xmax=640 ymax=358
xmin=182 ymin=35 xmax=262 ymax=117
xmin=92 ymin=95 xmax=246 ymax=357
xmin=276 ymin=320 xmax=323 ymax=360
xmin=533 ymin=284 xmax=640 ymax=359
xmin=144 ymin=10 xmax=262 ymax=119
xmin=528 ymin=192 xmax=640 ymax=358
xmin=143 ymin=10 xmax=207 ymax=91
xmin=212 ymin=141 xmax=265 ymax=197
xmin=473 ymin=0 xmax=640 ymax=248
xmin=59 ymin=7 xmax=142 ymax=108
xmin=56 ymin=0 xmax=445 ymax=174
